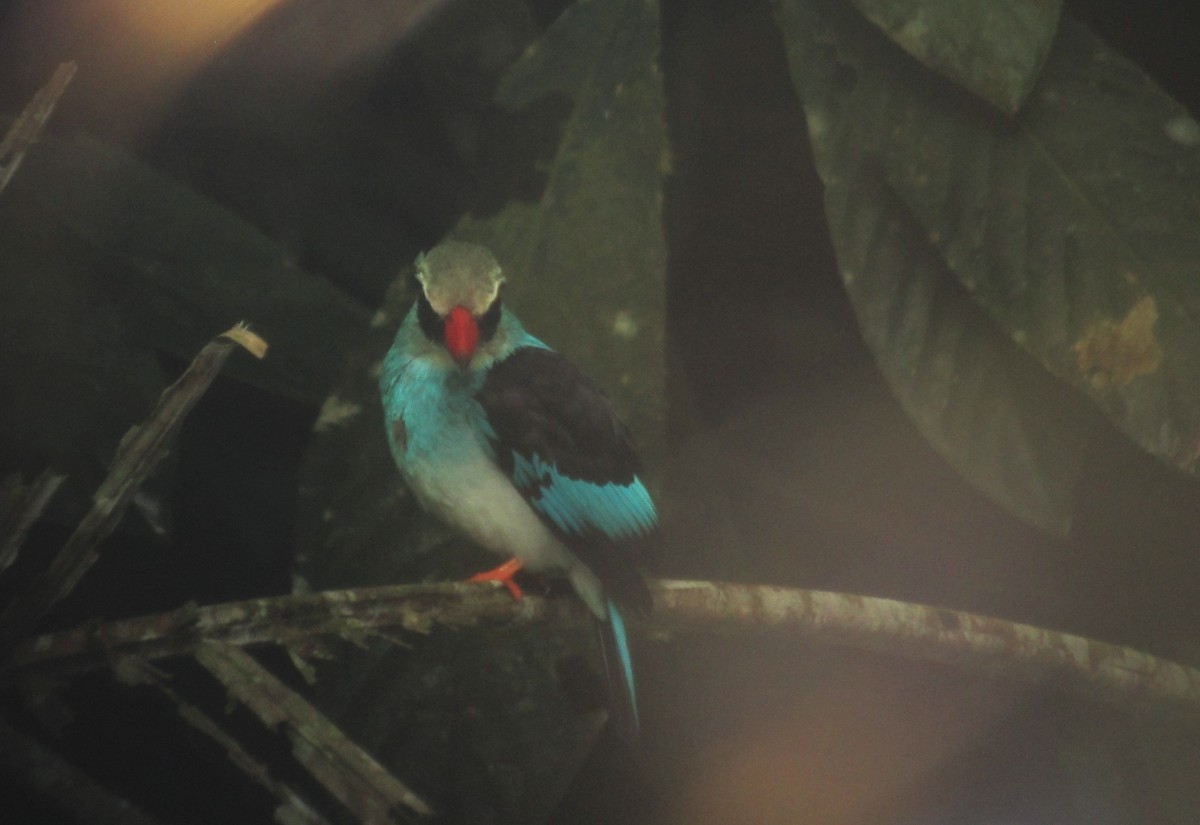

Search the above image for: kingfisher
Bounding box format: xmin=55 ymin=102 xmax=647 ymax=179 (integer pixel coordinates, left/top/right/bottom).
xmin=379 ymin=240 xmax=655 ymax=733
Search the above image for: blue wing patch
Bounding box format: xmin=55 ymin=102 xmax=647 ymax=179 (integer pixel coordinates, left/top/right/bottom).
xmin=511 ymin=452 xmax=656 ymax=540
xmin=475 ymin=344 xmax=655 ymax=610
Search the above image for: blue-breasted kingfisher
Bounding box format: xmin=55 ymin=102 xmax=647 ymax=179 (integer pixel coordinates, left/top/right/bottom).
xmin=379 ymin=240 xmax=655 ymax=734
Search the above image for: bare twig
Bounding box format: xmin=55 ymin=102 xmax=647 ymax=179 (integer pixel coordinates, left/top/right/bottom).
xmin=0 ymin=712 xmax=167 ymax=825
xmin=195 ymin=642 xmax=433 ymax=819
xmin=0 ymin=61 xmax=77 ymax=195
xmin=9 ymin=580 xmax=1200 ymax=724
xmin=0 ymin=470 xmax=66 ymax=575
xmin=0 ymin=325 xmax=267 ymax=654
xmin=113 ymin=654 xmax=332 ymax=825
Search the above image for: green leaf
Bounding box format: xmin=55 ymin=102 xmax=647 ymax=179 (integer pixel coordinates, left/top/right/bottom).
xmin=793 ymin=2 xmax=1200 ymax=485
xmin=828 ymin=172 xmax=1093 ymax=535
xmin=454 ymin=0 xmax=668 ymax=469
xmin=0 ymin=188 xmax=165 ymax=481
xmin=294 ymin=0 xmax=668 ymax=820
xmin=13 ymin=134 xmax=370 ymax=405
xmin=775 ymin=0 xmax=1105 ymax=533
xmin=850 ymin=0 xmax=1061 ymax=114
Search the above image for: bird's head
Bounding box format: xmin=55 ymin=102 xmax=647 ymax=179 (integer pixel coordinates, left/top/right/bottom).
xmin=413 ymin=241 xmax=505 ymax=370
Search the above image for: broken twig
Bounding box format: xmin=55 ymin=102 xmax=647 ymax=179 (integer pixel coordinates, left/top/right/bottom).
xmin=113 ymin=654 xmax=332 ymax=825
xmin=0 ymin=325 xmax=267 ymax=654
xmin=0 ymin=470 xmax=66 ymax=575
xmin=195 ymin=642 xmax=433 ymax=819
xmin=0 ymin=61 xmax=77 ymax=195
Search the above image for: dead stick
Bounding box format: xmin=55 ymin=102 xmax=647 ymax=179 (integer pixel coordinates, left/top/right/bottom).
xmin=195 ymin=642 xmax=433 ymax=819
xmin=8 ymin=580 xmax=1200 ymax=723
xmin=0 ymin=61 xmax=77 ymax=195
xmin=112 ymin=654 xmax=333 ymax=825
xmin=0 ymin=470 xmax=66 ymax=575
xmin=0 ymin=325 xmax=267 ymax=654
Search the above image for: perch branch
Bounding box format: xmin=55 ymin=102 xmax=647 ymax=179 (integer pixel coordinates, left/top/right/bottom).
xmin=4 ymin=582 xmax=572 ymax=680
xmin=195 ymin=642 xmax=433 ymax=819
xmin=8 ymin=580 xmax=1200 ymax=723
xmin=0 ymin=470 xmax=66 ymax=575
xmin=0 ymin=61 xmax=77 ymax=195
xmin=0 ymin=324 xmax=267 ymax=654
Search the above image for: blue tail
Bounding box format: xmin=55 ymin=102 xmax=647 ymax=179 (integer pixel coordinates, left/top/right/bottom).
xmin=604 ymin=598 xmax=639 ymax=735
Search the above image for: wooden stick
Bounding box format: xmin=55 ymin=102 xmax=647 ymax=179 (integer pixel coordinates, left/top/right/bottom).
xmin=0 ymin=470 xmax=66 ymax=575
xmin=0 ymin=325 xmax=267 ymax=654
xmin=0 ymin=61 xmax=77 ymax=195
xmin=9 ymin=579 xmax=1200 ymax=723
xmin=195 ymin=642 xmax=433 ymax=819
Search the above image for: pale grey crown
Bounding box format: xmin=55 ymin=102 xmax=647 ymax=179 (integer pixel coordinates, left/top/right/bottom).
xmin=415 ymin=241 xmax=505 ymax=316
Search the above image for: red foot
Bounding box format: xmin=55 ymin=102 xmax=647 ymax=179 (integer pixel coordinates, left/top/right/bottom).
xmin=468 ymin=557 xmax=525 ymax=600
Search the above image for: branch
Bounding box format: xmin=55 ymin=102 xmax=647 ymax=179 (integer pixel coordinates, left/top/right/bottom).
xmin=113 ymin=654 xmax=332 ymax=825
xmin=649 ymin=581 xmax=1200 ymax=718
xmin=0 ymin=470 xmax=66 ymax=575
xmin=0 ymin=324 xmax=267 ymax=653
xmin=9 ymin=580 xmax=1200 ymax=723
xmin=4 ymin=582 xmax=572 ymax=680
xmin=195 ymin=642 xmax=433 ymax=819
xmin=0 ymin=61 xmax=77 ymax=195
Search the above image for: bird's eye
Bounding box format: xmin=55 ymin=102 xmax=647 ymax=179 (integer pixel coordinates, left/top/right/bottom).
xmin=416 ymin=290 xmax=443 ymax=343
xmin=478 ymin=298 xmax=503 ymax=342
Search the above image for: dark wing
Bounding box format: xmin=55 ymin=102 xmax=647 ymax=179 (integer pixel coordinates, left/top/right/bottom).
xmin=476 ymin=346 xmax=654 ymax=610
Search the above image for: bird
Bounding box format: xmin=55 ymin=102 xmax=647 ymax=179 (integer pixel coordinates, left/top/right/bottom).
xmin=379 ymin=240 xmax=655 ymax=733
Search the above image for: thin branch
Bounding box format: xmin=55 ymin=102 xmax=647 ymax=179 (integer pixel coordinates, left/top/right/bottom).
xmin=0 ymin=324 xmax=267 ymax=654
xmin=0 ymin=61 xmax=77 ymax=195
xmin=0 ymin=470 xmax=66 ymax=575
xmin=195 ymin=642 xmax=434 ymax=819
xmin=0 ymin=712 xmax=168 ymax=825
xmin=113 ymin=654 xmax=332 ymax=825
xmin=9 ymin=580 xmax=1200 ymax=724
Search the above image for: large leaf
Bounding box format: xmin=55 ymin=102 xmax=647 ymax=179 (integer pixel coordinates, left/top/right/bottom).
xmin=294 ymin=0 xmax=667 ymax=820
xmin=777 ymin=0 xmax=1200 ymax=531
xmin=13 ymin=134 xmax=370 ymax=405
xmin=794 ymin=2 xmax=1200 ymax=479
xmin=453 ymin=0 xmax=668 ymax=467
xmin=812 ymin=163 xmax=1094 ymax=535
xmin=0 ymin=187 xmax=165 ymax=484
xmin=774 ymin=0 xmax=1105 ymax=533
xmin=850 ymin=0 xmax=1061 ymax=114
xmin=871 ymin=17 xmax=1200 ymax=477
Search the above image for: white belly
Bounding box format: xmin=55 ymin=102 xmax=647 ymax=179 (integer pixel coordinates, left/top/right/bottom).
xmin=384 ymin=351 xmax=608 ymax=617
xmin=405 ymin=451 xmax=568 ymax=571
xmin=403 ymin=453 xmax=607 ymax=617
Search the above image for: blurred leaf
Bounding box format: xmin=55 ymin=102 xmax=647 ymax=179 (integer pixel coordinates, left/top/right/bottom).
xmin=811 ymin=4 xmax=1200 ymax=481
xmin=850 ymin=0 xmax=1061 ymax=114
xmin=294 ymin=0 xmax=667 ymax=821
xmin=774 ymin=0 xmax=1107 ymax=533
xmin=0 ymin=187 xmax=165 ymax=482
xmin=12 ymin=133 xmax=370 ymax=405
xmin=455 ymin=0 xmax=668 ymax=467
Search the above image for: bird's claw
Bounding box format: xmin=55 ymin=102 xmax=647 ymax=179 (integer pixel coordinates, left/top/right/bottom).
xmin=468 ymin=557 xmax=525 ymax=600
